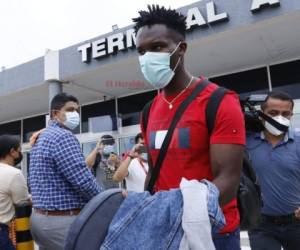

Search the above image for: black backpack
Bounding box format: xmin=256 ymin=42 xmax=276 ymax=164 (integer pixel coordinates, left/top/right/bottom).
xmin=142 ymin=81 xmax=263 ymax=231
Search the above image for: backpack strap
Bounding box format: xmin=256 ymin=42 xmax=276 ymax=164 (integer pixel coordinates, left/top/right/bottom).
xmin=141 ymin=100 xmax=153 ymax=133
xmin=141 ymin=99 xmax=154 ymax=191
xmin=145 ymin=79 xmax=211 ymax=193
xmin=206 ymin=87 xmax=228 ymax=135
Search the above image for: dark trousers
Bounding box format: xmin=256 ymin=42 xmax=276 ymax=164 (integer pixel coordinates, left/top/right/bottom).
xmin=249 ymin=218 xmax=300 ymax=250
xmin=213 ymin=228 xmax=241 ymax=250
xmin=0 ymin=224 xmax=15 ymax=250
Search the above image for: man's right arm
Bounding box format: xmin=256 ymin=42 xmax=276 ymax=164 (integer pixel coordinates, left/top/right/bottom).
xmin=209 ymin=92 xmax=245 ymax=205
xmin=140 ymin=118 xmax=152 ymax=191
xmin=113 ymin=156 xmax=131 ymax=182
xmin=86 ymin=141 xmax=101 ymax=168
xmin=113 ymin=144 xmax=142 ymax=182
xmin=53 ymin=133 xmax=102 ymax=200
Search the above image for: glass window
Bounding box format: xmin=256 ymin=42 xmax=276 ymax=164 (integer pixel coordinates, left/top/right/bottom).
xmin=270 ymin=60 xmax=300 ymax=99
xmin=81 ymin=100 xmax=117 ymax=133
xmin=0 ymin=120 xmax=21 ymax=137
xmin=118 ymin=91 xmax=157 ymax=127
xmin=210 ymin=67 xmax=269 ymax=98
xmin=23 ymin=115 xmax=46 ymax=142
xmin=118 ymin=136 xmax=136 ymax=159
xmin=292 ymin=113 xmax=300 ymax=130
xmin=82 ymin=141 xmax=97 ymax=158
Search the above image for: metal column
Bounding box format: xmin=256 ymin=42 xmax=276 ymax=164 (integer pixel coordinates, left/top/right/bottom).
xmin=48 ymin=80 xmax=63 ymax=109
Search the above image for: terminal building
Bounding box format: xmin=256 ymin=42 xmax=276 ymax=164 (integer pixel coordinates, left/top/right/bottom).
xmin=0 ymin=0 xmax=300 ymax=179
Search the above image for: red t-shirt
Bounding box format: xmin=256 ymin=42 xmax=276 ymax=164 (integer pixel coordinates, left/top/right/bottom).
xmin=141 ymin=78 xmax=245 ymax=233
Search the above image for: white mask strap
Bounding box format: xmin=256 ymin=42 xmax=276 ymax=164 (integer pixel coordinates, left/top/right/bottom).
xmin=170 ymin=42 xmax=182 ymax=72
xmin=170 ymin=41 xmax=182 ymax=56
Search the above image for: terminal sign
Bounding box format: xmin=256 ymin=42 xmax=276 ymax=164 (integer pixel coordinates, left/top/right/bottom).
xmin=78 ymin=0 xmax=280 ymax=63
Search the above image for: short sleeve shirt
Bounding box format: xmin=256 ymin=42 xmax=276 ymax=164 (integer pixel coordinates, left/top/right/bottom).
xmin=142 ymin=78 xmax=245 ymax=233
xmin=126 ymin=158 xmax=149 ymax=192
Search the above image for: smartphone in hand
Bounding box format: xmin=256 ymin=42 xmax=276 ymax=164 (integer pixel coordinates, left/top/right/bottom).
xmin=136 ymin=145 xmax=147 ymax=154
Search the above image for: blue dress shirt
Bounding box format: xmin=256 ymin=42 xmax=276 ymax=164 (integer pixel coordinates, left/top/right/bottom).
xmin=246 ymin=129 xmax=300 ymax=215
xmin=29 ymin=121 xmax=102 ymax=210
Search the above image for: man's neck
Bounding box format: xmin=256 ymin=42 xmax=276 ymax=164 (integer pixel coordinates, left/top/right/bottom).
xmin=52 ymin=119 xmax=70 ymax=131
xmin=52 ymin=118 xmax=62 ymax=125
xmin=163 ymin=69 xmax=194 ymax=96
xmin=263 ymin=130 xmax=285 ymax=147
xmin=0 ymin=158 xmax=14 ymax=166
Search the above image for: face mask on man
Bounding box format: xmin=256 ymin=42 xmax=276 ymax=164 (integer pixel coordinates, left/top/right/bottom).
xmin=14 ymin=151 xmax=23 ymax=166
xmin=264 ymin=115 xmax=290 ymax=136
xmin=102 ymin=145 xmax=114 ymax=157
xmin=63 ymin=111 xmax=80 ymax=130
xmin=138 ymin=42 xmax=182 ymax=89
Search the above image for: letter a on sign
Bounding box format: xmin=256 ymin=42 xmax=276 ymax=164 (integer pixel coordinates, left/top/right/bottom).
xmin=251 ymin=0 xmax=280 ymax=12
xmin=186 ymin=7 xmax=206 ymax=30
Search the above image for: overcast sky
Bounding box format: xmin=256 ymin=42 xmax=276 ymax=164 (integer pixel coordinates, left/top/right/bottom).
xmin=0 ymin=0 xmax=196 ymax=69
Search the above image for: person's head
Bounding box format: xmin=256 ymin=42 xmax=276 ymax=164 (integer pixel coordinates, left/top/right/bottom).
xmin=100 ymin=135 xmax=115 ymax=157
xmin=100 ymin=134 xmax=115 ymax=146
xmin=133 ymin=5 xmax=187 ymax=89
xmin=261 ymin=91 xmax=294 ymax=118
xmin=134 ymin=132 xmax=144 ymax=144
xmin=50 ymin=93 xmax=80 ymax=130
xmin=0 ymin=134 xmax=23 ymax=166
xmin=260 ymin=91 xmax=294 ymax=136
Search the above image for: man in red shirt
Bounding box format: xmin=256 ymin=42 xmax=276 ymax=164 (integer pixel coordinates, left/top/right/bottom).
xmin=133 ymin=5 xmax=245 ymax=249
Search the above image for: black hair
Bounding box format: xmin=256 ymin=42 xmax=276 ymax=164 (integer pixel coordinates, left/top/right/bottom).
xmin=101 ymin=134 xmax=115 ymax=145
xmin=50 ymin=93 xmax=79 ymax=118
xmin=261 ymin=91 xmax=294 ymax=110
xmin=133 ymin=5 xmax=186 ymax=39
xmin=134 ymin=132 xmax=143 ymax=144
xmin=0 ymin=134 xmax=21 ymax=159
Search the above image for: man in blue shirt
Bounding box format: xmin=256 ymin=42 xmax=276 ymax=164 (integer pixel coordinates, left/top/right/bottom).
xmin=246 ymin=91 xmax=300 ymax=250
xmin=29 ymin=93 xmax=102 ymax=250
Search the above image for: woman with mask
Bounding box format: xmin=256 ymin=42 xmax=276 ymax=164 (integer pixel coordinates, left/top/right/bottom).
xmin=0 ymin=134 xmax=29 ymax=250
xmin=86 ymin=134 xmax=120 ymax=189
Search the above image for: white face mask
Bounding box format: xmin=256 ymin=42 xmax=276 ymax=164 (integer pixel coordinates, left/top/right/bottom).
xmin=138 ymin=42 xmax=181 ymax=89
xmin=264 ymin=115 xmax=290 ymax=136
xmin=102 ymin=145 xmax=114 ymax=156
xmin=63 ymin=111 xmax=80 ymax=130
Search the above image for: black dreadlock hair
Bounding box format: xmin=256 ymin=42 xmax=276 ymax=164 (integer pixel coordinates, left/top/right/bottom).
xmin=133 ymin=4 xmax=186 ymax=38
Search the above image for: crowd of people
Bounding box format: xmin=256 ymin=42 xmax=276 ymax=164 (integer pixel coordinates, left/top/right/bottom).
xmin=1 ymin=4 xmax=300 ymax=250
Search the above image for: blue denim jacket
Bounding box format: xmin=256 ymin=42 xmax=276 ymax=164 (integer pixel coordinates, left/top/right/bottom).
xmin=100 ymin=182 xmax=225 ymax=250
